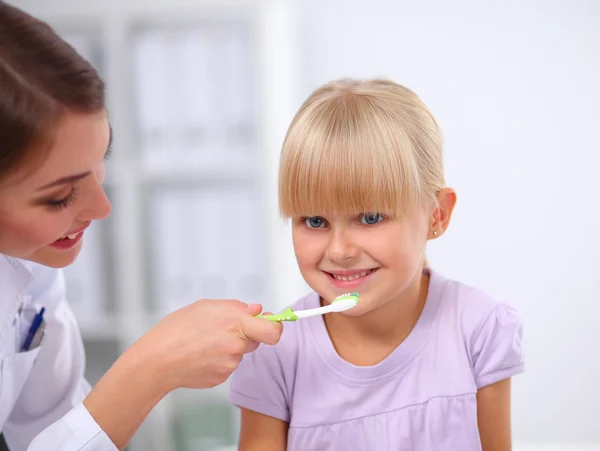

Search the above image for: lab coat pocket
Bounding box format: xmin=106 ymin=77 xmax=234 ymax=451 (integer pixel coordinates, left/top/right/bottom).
xmin=0 ymin=347 xmax=41 ymax=427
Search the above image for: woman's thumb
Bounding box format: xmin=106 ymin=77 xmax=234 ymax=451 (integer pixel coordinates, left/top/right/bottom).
xmin=242 ymin=303 xmax=263 ymax=316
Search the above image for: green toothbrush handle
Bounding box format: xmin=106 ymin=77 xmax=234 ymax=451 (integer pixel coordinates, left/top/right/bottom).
xmin=259 ymin=307 xmax=299 ymax=322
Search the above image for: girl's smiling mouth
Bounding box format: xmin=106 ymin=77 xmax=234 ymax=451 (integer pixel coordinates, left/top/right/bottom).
xmin=324 ymin=268 xmax=379 ymax=288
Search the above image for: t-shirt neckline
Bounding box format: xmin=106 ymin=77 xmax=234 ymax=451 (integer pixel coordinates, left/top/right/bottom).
xmin=306 ymin=269 xmax=447 ymax=381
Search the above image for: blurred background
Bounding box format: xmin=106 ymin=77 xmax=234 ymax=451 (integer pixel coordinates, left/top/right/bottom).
xmin=11 ymin=0 xmax=600 ymax=450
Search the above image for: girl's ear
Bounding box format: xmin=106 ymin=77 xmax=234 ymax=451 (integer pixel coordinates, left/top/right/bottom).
xmin=429 ymin=188 xmax=457 ymax=239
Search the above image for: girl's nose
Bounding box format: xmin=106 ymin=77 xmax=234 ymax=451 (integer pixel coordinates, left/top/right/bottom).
xmin=325 ymin=228 xmax=359 ymax=263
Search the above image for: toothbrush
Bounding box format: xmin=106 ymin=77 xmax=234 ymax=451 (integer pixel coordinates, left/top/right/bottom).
xmin=259 ymin=292 xmax=359 ymax=322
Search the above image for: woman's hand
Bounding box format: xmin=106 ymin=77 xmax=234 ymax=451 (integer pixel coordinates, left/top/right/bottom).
xmin=84 ymin=299 xmax=282 ymax=450
xmin=138 ymin=299 xmax=283 ymax=390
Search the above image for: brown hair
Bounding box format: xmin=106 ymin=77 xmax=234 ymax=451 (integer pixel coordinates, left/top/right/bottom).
xmin=0 ymin=2 xmax=105 ymax=182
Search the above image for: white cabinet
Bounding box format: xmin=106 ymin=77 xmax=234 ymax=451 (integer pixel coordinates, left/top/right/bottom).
xmin=131 ymin=22 xmax=257 ymax=170
xmin=146 ymin=185 xmax=266 ymax=316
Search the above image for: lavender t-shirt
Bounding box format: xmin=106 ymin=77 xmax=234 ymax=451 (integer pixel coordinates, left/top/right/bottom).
xmin=229 ymin=270 xmax=524 ymax=450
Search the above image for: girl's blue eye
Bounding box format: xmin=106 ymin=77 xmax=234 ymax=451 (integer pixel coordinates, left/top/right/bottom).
xmin=360 ymin=213 xmax=384 ymax=225
xmin=304 ymin=216 xmax=326 ymax=228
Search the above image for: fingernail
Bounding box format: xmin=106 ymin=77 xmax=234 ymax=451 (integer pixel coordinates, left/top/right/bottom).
xmin=247 ymin=303 xmax=261 ymax=310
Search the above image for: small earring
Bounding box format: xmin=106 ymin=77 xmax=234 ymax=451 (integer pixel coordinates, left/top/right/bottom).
xmin=432 ymin=230 xmax=438 ymax=237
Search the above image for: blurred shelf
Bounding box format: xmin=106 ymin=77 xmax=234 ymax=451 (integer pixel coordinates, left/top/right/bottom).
xmin=19 ymin=0 xmax=258 ymax=21
xmin=141 ymin=159 xmax=257 ymax=186
xmin=171 ymin=382 xmax=231 ymax=403
xmin=143 ymin=183 xmax=266 ymax=318
xmin=103 ymin=159 xmax=257 ymax=187
xmin=78 ymin=315 xmax=121 ymax=341
xmin=169 ymin=385 xmax=239 ymax=451
xmin=82 ymin=336 xmax=122 ymax=387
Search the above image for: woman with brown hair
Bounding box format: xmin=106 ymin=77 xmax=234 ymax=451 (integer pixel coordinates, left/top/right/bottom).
xmin=0 ymin=3 xmax=282 ymax=450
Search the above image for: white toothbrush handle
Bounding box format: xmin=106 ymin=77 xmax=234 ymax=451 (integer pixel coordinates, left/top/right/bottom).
xmin=294 ymin=305 xmax=334 ymax=319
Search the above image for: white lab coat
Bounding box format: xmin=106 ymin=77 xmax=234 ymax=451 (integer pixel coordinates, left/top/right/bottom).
xmin=0 ymin=254 xmax=117 ymax=451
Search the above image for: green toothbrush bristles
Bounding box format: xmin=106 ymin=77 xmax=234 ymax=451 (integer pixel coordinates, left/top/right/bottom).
xmin=332 ymin=292 xmax=359 ymax=304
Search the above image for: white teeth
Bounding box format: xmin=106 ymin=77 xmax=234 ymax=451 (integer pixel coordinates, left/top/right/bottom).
xmin=66 ymin=233 xmax=78 ymax=240
xmin=332 ymin=269 xmax=372 ymax=281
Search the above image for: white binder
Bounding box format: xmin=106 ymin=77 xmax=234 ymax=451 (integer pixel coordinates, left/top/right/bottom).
xmin=148 ymin=186 xmax=265 ymax=316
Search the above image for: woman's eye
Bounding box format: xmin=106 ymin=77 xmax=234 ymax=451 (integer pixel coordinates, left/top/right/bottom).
xmin=360 ymin=212 xmax=385 ymax=225
xmin=304 ymin=216 xmax=327 ymax=228
xmin=44 ymin=188 xmax=78 ymax=211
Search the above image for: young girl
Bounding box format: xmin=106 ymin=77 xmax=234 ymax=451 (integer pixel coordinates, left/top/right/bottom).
xmin=228 ymin=79 xmax=524 ymax=450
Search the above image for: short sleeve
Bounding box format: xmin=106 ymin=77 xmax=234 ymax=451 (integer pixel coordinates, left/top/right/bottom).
xmin=470 ymin=303 xmax=524 ymax=389
xmin=228 ymin=343 xmax=291 ymax=422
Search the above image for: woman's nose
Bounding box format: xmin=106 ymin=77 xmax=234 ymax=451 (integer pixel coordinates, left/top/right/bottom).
xmin=93 ymin=188 xmax=112 ymax=220
xmin=78 ymin=182 xmax=112 ymax=222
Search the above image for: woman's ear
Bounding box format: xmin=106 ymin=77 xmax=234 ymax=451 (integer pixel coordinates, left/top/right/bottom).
xmin=429 ymin=188 xmax=457 ymax=239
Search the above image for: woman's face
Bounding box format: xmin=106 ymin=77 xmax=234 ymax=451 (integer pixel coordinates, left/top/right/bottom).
xmin=0 ymin=111 xmax=112 ymax=268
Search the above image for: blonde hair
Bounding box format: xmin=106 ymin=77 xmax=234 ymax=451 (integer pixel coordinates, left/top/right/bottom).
xmin=279 ymin=79 xmax=445 ymax=219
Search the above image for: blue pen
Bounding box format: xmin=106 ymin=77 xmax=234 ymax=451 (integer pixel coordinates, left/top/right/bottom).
xmin=22 ymin=307 xmax=45 ymax=351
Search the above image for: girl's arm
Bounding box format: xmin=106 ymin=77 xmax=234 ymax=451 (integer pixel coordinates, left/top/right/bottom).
xmin=239 ymin=408 xmax=288 ymax=451
xmin=476 ymin=378 xmax=512 ymax=451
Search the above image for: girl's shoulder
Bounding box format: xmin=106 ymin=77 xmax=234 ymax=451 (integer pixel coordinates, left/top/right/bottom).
xmin=431 ymin=269 xmax=521 ymax=333
xmin=431 ymin=270 xmax=524 ymax=387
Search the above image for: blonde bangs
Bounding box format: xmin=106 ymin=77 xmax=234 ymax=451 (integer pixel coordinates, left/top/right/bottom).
xmin=279 ymin=89 xmax=425 ymax=218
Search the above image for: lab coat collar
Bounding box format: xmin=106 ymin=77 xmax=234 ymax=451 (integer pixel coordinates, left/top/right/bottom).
xmin=0 ymin=254 xmax=35 ymax=343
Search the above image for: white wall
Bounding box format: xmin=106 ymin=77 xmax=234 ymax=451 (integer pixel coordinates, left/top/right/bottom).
xmin=295 ymin=0 xmax=600 ymax=446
